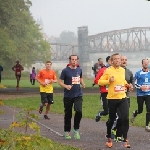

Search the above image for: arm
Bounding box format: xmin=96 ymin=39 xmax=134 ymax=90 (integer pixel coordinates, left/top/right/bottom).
xmin=36 ymin=71 xmax=46 ymax=86
xmin=94 ymin=68 xmax=104 ymax=84
xmin=51 ymin=71 xmax=57 ymax=83
xmin=79 ymin=71 xmax=85 ymax=88
xmin=12 ymin=65 xmax=15 ymax=71
xmin=98 ymin=69 xmax=110 ymax=86
xmin=20 ymin=65 xmax=24 ymax=71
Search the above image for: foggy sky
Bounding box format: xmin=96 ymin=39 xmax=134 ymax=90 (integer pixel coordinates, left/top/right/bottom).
xmin=30 ymin=0 xmax=150 ymax=37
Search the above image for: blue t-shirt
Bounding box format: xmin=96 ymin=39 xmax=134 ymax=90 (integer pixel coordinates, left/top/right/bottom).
xmin=59 ymin=67 xmax=83 ymax=98
xmin=134 ymin=69 xmax=150 ymax=96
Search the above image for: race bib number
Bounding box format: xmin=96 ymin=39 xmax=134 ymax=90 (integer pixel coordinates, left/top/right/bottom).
xmin=16 ymin=72 xmax=20 ymax=75
xmin=145 ymin=78 xmax=148 ymax=83
xmin=45 ymin=79 xmax=50 ymax=85
xmin=114 ymin=85 xmax=124 ymax=93
xmin=72 ymin=76 xmax=80 ymax=84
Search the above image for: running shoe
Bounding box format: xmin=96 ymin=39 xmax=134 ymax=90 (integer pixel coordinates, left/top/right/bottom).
xmin=73 ymin=129 xmax=80 ymax=140
xmin=64 ymin=132 xmax=71 ymax=140
xmin=44 ymin=115 xmax=50 ymax=120
xmin=145 ymin=125 xmax=150 ymax=132
xmin=95 ymin=111 xmax=101 ymax=122
xmin=111 ymin=129 xmax=116 ymax=139
xmin=106 ymin=138 xmax=113 ymax=148
xmin=39 ymin=103 xmax=43 ymax=114
xmin=130 ymin=111 xmax=136 ymax=123
xmin=115 ymin=137 xmax=122 ymax=142
xmin=122 ymin=139 xmax=130 ymax=148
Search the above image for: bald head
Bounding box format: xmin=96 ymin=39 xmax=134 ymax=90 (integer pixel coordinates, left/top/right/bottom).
xmin=142 ymin=59 xmax=149 ymax=69
xmin=120 ymin=55 xmax=127 ymax=68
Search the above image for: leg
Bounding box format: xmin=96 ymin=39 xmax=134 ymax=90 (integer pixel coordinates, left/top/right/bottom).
xmin=73 ymin=96 xmax=83 ymax=130
xmin=0 ymin=75 xmax=1 ymax=83
xmin=33 ymin=79 xmax=35 ymax=85
xmin=145 ymin=95 xmax=150 ymax=126
xmin=16 ymin=76 xmax=20 ymax=87
xmin=63 ymin=97 xmax=73 ymax=132
xmin=131 ymin=96 xmax=144 ymax=123
xmin=101 ymin=92 xmax=108 ymax=116
xmin=39 ymin=92 xmax=48 ymax=114
xmin=107 ymin=100 xmax=118 ymax=138
xmin=45 ymin=93 xmax=54 ymax=115
xmin=118 ymin=98 xmax=129 ymax=140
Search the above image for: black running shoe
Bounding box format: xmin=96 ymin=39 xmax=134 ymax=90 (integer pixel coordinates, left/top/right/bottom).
xmin=39 ymin=103 xmax=43 ymax=114
xmin=95 ymin=111 xmax=101 ymax=122
xmin=44 ymin=115 xmax=50 ymax=120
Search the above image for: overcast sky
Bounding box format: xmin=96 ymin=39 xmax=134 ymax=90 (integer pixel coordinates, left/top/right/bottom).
xmin=30 ymin=0 xmax=150 ymax=37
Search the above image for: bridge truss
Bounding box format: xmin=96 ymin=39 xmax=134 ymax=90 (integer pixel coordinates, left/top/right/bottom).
xmin=88 ymin=27 xmax=150 ymax=52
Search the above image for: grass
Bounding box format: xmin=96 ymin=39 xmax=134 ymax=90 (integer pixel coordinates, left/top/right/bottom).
xmin=3 ymin=94 xmax=146 ymax=127
xmin=1 ymin=78 xmax=94 ymax=88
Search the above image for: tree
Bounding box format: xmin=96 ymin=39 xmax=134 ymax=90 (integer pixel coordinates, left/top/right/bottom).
xmin=0 ymin=0 xmax=50 ymax=70
xmin=55 ymin=31 xmax=77 ymax=44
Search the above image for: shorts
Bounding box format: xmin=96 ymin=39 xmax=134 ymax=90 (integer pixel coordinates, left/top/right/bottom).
xmin=40 ymin=92 xmax=54 ymax=105
xmin=15 ymin=74 xmax=21 ymax=78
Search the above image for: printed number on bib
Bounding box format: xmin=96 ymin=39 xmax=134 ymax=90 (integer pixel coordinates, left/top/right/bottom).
xmin=145 ymin=78 xmax=148 ymax=83
xmin=45 ymin=79 xmax=50 ymax=85
xmin=16 ymin=72 xmax=20 ymax=75
xmin=72 ymin=76 xmax=80 ymax=84
xmin=114 ymin=85 xmax=124 ymax=93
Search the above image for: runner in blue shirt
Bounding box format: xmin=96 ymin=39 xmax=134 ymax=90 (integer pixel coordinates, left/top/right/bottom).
xmin=131 ymin=59 xmax=150 ymax=132
xmin=58 ymin=54 xmax=85 ymax=140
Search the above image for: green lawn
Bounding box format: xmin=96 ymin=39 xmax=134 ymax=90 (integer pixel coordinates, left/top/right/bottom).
xmin=3 ymin=94 xmax=146 ymax=127
xmin=1 ymin=78 xmax=94 ymax=88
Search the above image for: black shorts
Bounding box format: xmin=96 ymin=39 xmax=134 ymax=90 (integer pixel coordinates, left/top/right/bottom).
xmin=15 ymin=75 xmax=21 ymax=78
xmin=40 ymin=92 xmax=54 ymax=105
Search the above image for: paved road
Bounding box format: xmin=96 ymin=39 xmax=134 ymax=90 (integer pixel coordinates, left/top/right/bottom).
xmin=0 ymin=105 xmax=150 ymax=150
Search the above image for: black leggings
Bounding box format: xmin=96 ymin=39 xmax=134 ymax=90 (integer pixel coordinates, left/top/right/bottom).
xmin=100 ymin=92 xmax=108 ymax=116
xmin=106 ymin=98 xmax=129 ymax=139
xmin=63 ymin=96 xmax=82 ymax=132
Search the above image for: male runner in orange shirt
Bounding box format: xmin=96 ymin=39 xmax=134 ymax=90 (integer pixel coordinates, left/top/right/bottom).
xmin=36 ymin=61 xmax=57 ymax=119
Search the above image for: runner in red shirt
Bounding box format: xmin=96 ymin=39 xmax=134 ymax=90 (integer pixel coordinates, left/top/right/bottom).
xmin=12 ymin=60 xmax=24 ymax=90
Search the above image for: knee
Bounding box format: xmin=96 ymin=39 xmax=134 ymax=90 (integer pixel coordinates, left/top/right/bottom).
xmin=76 ymin=111 xmax=82 ymax=118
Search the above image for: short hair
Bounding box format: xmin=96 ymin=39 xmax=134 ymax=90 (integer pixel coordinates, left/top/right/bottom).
xmin=111 ymin=53 xmax=120 ymax=61
xmin=32 ymin=67 xmax=35 ymax=69
xmin=46 ymin=61 xmax=52 ymax=64
xmin=106 ymin=56 xmax=110 ymax=62
xmin=69 ymin=55 xmax=79 ymax=60
xmin=142 ymin=59 xmax=148 ymax=64
xmin=98 ymin=58 xmax=102 ymax=61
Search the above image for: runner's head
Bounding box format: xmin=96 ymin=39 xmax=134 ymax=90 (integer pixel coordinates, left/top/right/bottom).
xmin=120 ymin=55 xmax=127 ymax=68
xmin=106 ymin=56 xmax=111 ymax=66
xmin=45 ymin=61 xmax=52 ymax=70
xmin=98 ymin=58 xmax=103 ymax=66
xmin=110 ymin=53 xmax=120 ymax=68
xmin=142 ymin=59 xmax=149 ymax=70
xmin=69 ymin=55 xmax=79 ymax=67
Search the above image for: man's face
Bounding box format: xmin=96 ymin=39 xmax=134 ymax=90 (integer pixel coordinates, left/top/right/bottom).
xmin=111 ymin=55 xmax=120 ymax=67
xmin=142 ymin=60 xmax=149 ymax=69
xmin=107 ymin=58 xmax=111 ymax=66
xmin=45 ymin=62 xmax=52 ymax=70
xmin=98 ymin=59 xmax=103 ymax=65
xmin=121 ymin=56 xmax=127 ymax=68
xmin=70 ymin=56 xmax=78 ymax=67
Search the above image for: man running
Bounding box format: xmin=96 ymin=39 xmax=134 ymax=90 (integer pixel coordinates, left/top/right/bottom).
xmin=94 ymin=56 xmax=111 ymax=122
xmin=0 ymin=65 xmax=3 ymax=83
xmin=92 ymin=58 xmax=105 ymax=87
xmin=98 ymin=53 xmax=133 ymax=148
xmin=58 ymin=54 xmax=85 ymax=140
xmin=131 ymin=59 xmax=150 ymax=132
xmin=111 ymin=55 xmax=134 ymax=142
xmin=12 ymin=60 xmax=24 ymax=90
xmin=36 ymin=61 xmax=57 ymax=120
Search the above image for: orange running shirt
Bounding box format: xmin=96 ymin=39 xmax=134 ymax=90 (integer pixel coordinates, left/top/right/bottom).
xmin=36 ymin=69 xmax=57 ymax=93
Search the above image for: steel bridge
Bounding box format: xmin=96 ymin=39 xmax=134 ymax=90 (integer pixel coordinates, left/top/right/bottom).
xmin=50 ymin=27 xmax=150 ymax=61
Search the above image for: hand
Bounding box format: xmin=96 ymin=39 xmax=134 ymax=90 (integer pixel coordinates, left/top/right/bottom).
xmin=128 ymin=83 xmax=133 ymax=92
xmin=140 ymin=85 xmax=149 ymax=91
xmin=109 ymin=76 xmax=114 ymax=83
xmin=81 ymin=83 xmax=85 ymax=88
xmin=41 ymin=82 xmax=46 ymax=86
xmin=65 ymin=85 xmax=73 ymax=90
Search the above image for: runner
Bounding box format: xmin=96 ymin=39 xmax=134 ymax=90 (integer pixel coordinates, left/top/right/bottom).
xmin=36 ymin=61 xmax=57 ymax=120
xmin=98 ymin=53 xmax=133 ymax=148
xmin=94 ymin=56 xmax=111 ymax=122
xmin=0 ymin=65 xmax=3 ymax=83
xmin=130 ymin=59 xmax=150 ymax=132
xmin=30 ymin=67 xmax=36 ymax=85
xmin=12 ymin=60 xmax=24 ymax=90
xmin=58 ymin=54 xmax=85 ymax=140
xmin=111 ymin=55 xmax=134 ymax=142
